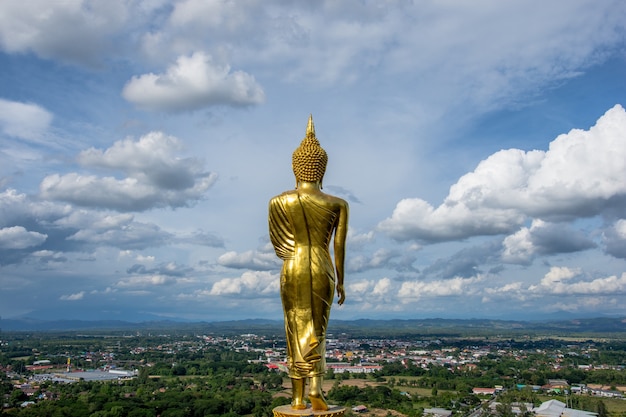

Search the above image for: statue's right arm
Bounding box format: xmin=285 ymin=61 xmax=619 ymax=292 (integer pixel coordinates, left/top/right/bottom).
xmin=334 ymin=200 xmax=349 ymax=305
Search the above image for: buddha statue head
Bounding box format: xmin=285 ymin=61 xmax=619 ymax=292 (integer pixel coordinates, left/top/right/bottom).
xmin=292 ymin=115 xmax=328 ymax=186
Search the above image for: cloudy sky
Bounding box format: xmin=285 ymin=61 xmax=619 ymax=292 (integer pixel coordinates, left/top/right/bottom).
xmin=1 ymin=0 xmax=626 ymax=323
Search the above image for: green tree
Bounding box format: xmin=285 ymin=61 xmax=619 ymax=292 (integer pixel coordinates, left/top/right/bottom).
xmin=596 ymin=400 xmax=609 ymax=417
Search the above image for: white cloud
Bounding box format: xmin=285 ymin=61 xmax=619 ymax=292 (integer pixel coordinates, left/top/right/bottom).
xmin=345 ymin=277 xmax=399 ymax=311
xmin=525 ymin=106 xmax=626 ymax=217
xmin=122 ymin=52 xmax=265 ymax=112
xmin=614 ymin=220 xmax=626 ymax=239
xmin=485 ymin=267 xmax=626 ymax=302
xmin=168 ymin=0 xmax=252 ymax=29
xmin=177 ymin=230 xmax=224 ymax=248
xmin=67 ymin=221 xmax=170 ymax=250
xmin=546 ymin=296 xmax=626 ymax=315
xmin=116 ymin=275 xmax=177 ymax=288
xmin=529 ymin=267 xmax=626 ymax=296
xmin=136 ymin=254 xmax=155 ymax=263
xmin=348 ymin=230 xmax=375 ymax=247
xmin=2 ymin=2 xmax=626 ymax=322
xmin=379 ymin=105 xmax=626 ymax=243
xmin=348 ymin=248 xmax=400 ymax=272
xmin=0 ymin=0 xmax=130 ymax=65
xmin=217 ymin=250 xmax=279 ymax=271
xmin=0 ymin=226 xmax=47 ymax=249
xmin=56 ymin=212 xmax=135 ymax=230
xmin=501 ymin=227 xmax=535 ymax=264
xmin=138 ymin=1 xmax=626 ymax=111
xmin=603 ymin=219 xmax=626 ymax=259
xmin=372 ymin=277 xmax=392 ymax=297
xmin=398 ymin=276 xmax=484 ymax=302
xmin=482 ymin=282 xmax=526 ymax=303
xmin=40 ymin=131 xmax=217 ymax=211
xmin=537 ymin=266 xmax=581 ymax=287
xmin=348 ymin=280 xmax=373 ymax=296
xmin=31 ymin=250 xmax=67 ymax=264
xmin=0 ymin=189 xmax=72 ymax=227
xmin=60 ymin=291 xmax=85 ymax=301
xmin=209 ymin=271 xmax=278 ymax=296
xmin=502 ymin=219 xmax=596 ymax=264
xmin=0 ymin=99 xmax=52 ymax=141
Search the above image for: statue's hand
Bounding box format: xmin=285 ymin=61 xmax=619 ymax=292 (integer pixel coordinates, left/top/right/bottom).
xmin=337 ymin=284 xmax=345 ymax=305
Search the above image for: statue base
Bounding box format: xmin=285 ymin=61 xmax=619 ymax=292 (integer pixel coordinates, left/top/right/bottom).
xmin=272 ymin=405 xmax=346 ymax=417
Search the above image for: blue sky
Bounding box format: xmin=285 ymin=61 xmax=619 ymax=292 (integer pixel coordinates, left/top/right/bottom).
xmin=1 ymin=0 xmax=626 ymax=322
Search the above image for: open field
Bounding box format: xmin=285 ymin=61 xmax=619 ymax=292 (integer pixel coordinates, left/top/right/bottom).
xmin=274 ymin=378 xmax=626 ymax=417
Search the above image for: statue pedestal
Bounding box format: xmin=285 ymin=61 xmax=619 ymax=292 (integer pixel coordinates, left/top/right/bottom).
xmin=272 ymin=405 xmax=346 ymax=417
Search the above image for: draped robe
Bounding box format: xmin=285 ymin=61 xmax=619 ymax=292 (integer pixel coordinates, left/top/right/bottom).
xmin=269 ymin=191 xmax=338 ymax=379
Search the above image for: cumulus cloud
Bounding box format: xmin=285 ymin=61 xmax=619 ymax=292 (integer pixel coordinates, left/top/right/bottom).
xmin=372 ymin=277 xmax=392 ymax=297
xmin=0 ymin=0 xmax=131 ymax=65
xmin=349 ymin=248 xmax=395 ymax=270
xmin=379 ymin=105 xmax=626 ymax=244
xmin=398 ymin=276 xmax=484 ymax=302
xmin=347 ymin=230 xmax=375 ymax=248
xmin=78 ymin=132 xmax=198 ymax=189
xmin=209 ymin=271 xmax=278 ymax=296
xmin=122 ymin=52 xmax=265 ymax=112
xmin=176 ymin=230 xmax=224 ymax=248
xmin=137 ymin=0 xmax=626 ymax=119
xmin=423 ymin=242 xmax=500 ymax=279
xmin=3 ymin=1 xmax=624 ymax=108
xmin=535 ymin=266 xmax=581 ymax=287
xmin=483 ymin=267 xmax=626 ymax=307
xmin=40 ymin=131 xmax=217 ymax=211
xmin=0 ymin=189 xmax=190 ymax=267
xmin=502 ymin=220 xmax=596 ymax=264
xmin=346 ymin=277 xmax=397 ymax=310
xmin=65 ymin=214 xmax=172 ymax=250
xmin=529 ymin=267 xmax=626 ymax=295
xmin=0 ymin=189 xmax=74 ymax=263
xmin=482 ymin=281 xmax=526 ymax=303
xmin=60 ymin=291 xmax=85 ymax=301
xmin=347 ymin=248 xmax=417 ymax=273
xmin=126 ymin=262 xmax=193 ymax=280
xmin=0 ymin=99 xmax=53 ymax=141
xmin=31 ymin=250 xmax=67 ymax=264
xmin=116 ymin=275 xmax=177 ymax=288
xmin=603 ymin=219 xmax=626 ymax=259
xmin=3 ymin=1 xmax=626 ymax=321
xmin=217 ymin=250 xmax=280 ymax=271
xmin=0 ymin=226 xmax=47 ymax=249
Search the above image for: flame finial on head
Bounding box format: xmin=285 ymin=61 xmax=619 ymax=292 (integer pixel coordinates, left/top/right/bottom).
xmin=306 ymin=114 xmax=315 ymax=138
xmin=292 ymin=114 xmax=327 ymax=184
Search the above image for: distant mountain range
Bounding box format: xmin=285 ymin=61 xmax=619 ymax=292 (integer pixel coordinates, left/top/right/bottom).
xmin=2 ymin=316 xmax=626 ymax=336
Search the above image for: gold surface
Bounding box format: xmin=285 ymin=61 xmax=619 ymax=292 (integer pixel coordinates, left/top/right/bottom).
xmin=292 ymin=115 xmax=328 ymax=184
xmin=273 ymin=404 xmax=346 ymax=417
xmin=269 ymin=115 xmax=349 ymax=411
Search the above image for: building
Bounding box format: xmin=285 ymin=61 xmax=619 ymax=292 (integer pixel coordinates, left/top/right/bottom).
xmin=327 ymin=363 xmax=383 ymax=374
xmin=472 ymin=387 xmax=496 ymax=395
xmin=423 ymin=407 xmax=453 ymax=417
xmin=533 ymin=400 xmax=597 ymax=417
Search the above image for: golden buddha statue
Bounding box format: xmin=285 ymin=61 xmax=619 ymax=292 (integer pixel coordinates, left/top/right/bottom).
xmin=269 ymin=115 xmax=349 ymax=411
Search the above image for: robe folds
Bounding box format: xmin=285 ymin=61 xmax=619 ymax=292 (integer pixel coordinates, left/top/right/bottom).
xmin=269 ymin=191 xmax=338 ymax=379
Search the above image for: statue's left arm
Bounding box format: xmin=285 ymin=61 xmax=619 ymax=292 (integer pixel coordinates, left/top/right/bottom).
xmin=333 ymin=200 xmax=349 ymax=305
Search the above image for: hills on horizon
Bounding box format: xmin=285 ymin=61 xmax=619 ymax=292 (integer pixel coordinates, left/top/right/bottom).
xmin=2 ymin=316 xmax=626 ymax=335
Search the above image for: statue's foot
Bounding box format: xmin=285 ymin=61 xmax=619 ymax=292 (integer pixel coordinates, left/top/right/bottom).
xmin=309 ymin=391 xmax=329 ymax=411
xmin=291 ymin=400 xmax=307 ymax=410
xmin=291 ymin=377 xmax=306 ymax=410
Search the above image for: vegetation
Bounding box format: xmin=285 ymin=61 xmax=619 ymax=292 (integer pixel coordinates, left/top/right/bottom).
xmin=2 ymin=323 xmax=626 ymax=416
